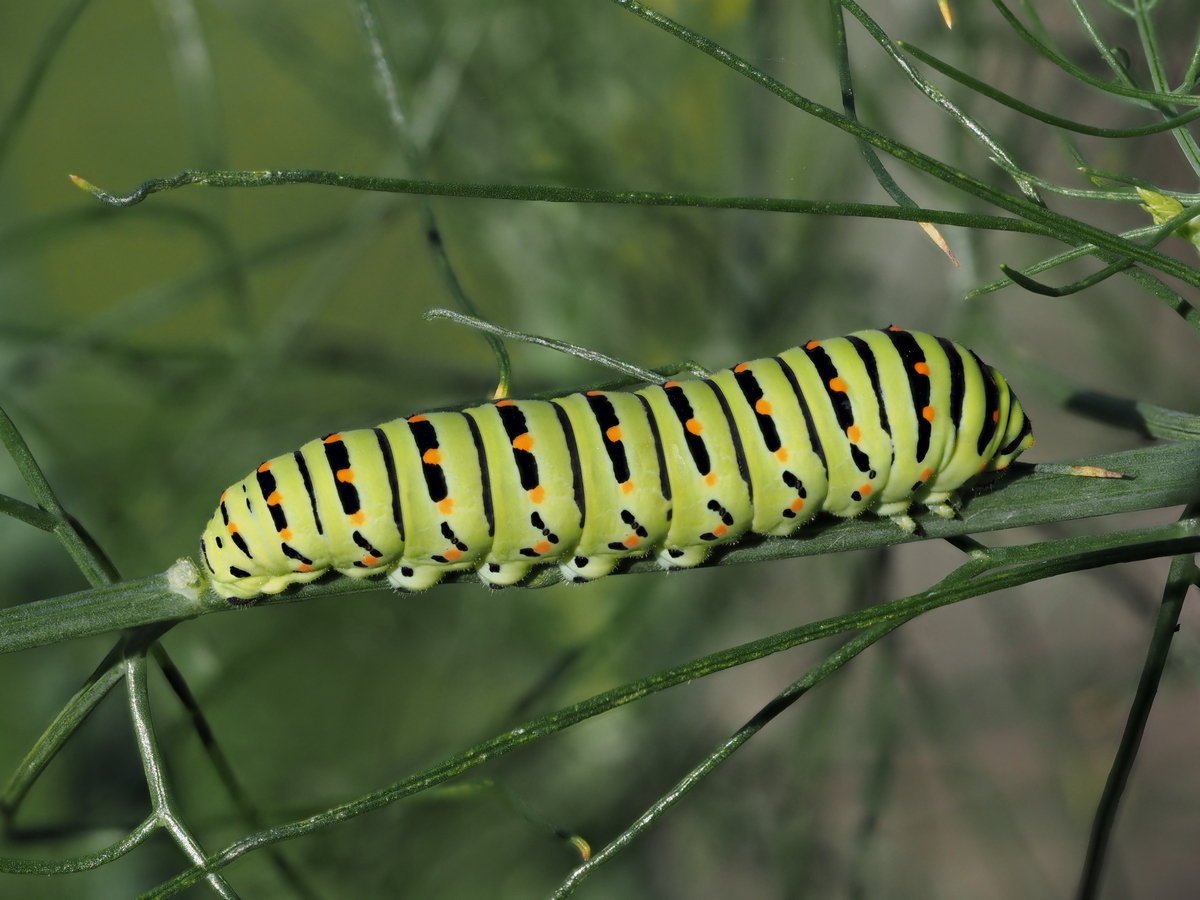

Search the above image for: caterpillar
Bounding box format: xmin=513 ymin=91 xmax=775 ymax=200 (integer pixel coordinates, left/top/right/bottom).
xmin=200 ymin=327 xmax=1034 ymax=601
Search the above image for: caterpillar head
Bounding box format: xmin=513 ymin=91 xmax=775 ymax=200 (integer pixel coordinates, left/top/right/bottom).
xmin=987 ymin=372 xmax=1034 ymax=471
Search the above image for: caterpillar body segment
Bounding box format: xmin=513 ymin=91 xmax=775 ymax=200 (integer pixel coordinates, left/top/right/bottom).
xmin=200 ymin=328 xmax=1035 ymax=600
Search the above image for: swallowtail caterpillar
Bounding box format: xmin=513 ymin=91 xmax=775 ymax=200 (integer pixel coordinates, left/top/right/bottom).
xmin=200 ymin=327 xmax=1034 ymax=601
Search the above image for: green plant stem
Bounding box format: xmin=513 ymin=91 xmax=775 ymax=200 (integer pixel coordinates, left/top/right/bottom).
xmin=1096 ymin=0 xmax=1134 ymax=16
xmin=417 ymin=779 xmax=589 ymax=859
xmin=1124 ymin=268 xmax=1200 ymax=332
xmin=999 ymin=259 xmax=1133 ymax=296
xmin=900 ymin=41 xmax=1200 ymax=137
xmin=75 ymin=168 xmax=1045 ymax=231
xmin=131 ymin=521 xmax=1200 ymax=898
xmin=73 ymin=166 xmax=1200 ymax=297
xmin=0 ymin=405 xmax=120 ymax=587
xmin=993 ymin=0 xmax=1200 ymax=107
xmin=0 ymin=494 xmax=56 ymax=531
xmin=837 ymin=0 xmax=1041 ymax=202
xmin=548 ymin=617 xmax=907 ymax=898
xmin=0 ymin=573 xmax=198 ymax=655
xmin=1018 ymin=176 xmax=1138 ymax=202
xmin=1068 ymin=0 xmax=1150 ymax=97
xmin=423 ymin=309 xmax=666 ymax=384
xmin=847 ymin=638 xmax=899 ymax=900
xmin=1182 ymin=29 xmax=1200 ymax=92
xmin=828 ymin=1 xmax=929 ymax=229
xmin=151 ymin=644 xmax=320 ymax=900
xmin=1 ymin=641 xmax=126 ymax=825
xmin=604 ymin=0 xmax=1200 ymax=304
xmin=0 ymin=0 xmax=94 ymax=166
xmin=1075 ymin=165 xmax=1179 ymax=194
xmin=998 ymin=193 xmax=1200 ymax=317
xmin=1131 ymin=0 xmax=1200 ymax=175
xmin=356 ymin=0 xmax=511 ymax=397
xmin=154 ymin=0 xmax=226 ymax=172
xmin=1076 ymin=550 xmax=1199 ymax=900
xmin=0 ymin=815 xmax=158 ymax=875
xmin=3 ymin=442 xmax=1200 ymax=655
xmin=126 ymin=651 xmax=241 ymax=900
xmin=424 ymin=356 xmax=711 ymax=413
xmin=968 ymin=226 xmax=1159 ymax=296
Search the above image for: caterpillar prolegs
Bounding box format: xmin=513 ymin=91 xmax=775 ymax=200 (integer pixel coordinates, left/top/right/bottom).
xmin=201 ymin=327 xmax=1034 ymax=601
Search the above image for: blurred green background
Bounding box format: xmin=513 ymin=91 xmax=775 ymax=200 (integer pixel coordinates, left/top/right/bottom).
xmin=1 ymin=0 xmax=1199 ymax=897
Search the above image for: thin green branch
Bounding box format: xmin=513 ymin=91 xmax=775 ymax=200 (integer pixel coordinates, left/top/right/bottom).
xmin=356 ymin=0 xmax=511 ymax=397
xmin=0 ymin=494 xmax=55 ymax=531
xmin=993 ymin=0 xmax=1200 ymax=107
xmin=967 ymin=226 xmax=1159 ymax=297
xmin=1067 ymin=0 xmax=1144 ymax=92
xmin=830 ymin=1 xmax=960 ymax=262
xmin=600 ymin=0 xmax=1200 ymax=294
xmin=418 ymin=779 xmax=590 ymax=860
xmin=837 ymin=0 xmax=1041 ymax=202
xmin=126 ymin=651 xmax=241 ymax=900
xmin=830 ymin=0 xmax=912 ymax=207
xmin=1131 ymin=0 xmax=1200 ymax=175
xmin=548 ymin=617 xmax=907 ymax=898
xmin=0 ymin=572 xmax=200 ymax=655
xmin=130 ymin=523 xmax=1200 ymax=899
xmin=0 ymin=404 xmax=119 ymax=586
xmin=1013 ymin=0 xmax=1055 ymax=41
xmin=420 ymin=356 xmax=712 ymax=412
xmin=828 ymin=0 xmax=955 ymax=262
xmin=70 ymin=165 xmax=1200 ymax=294
xmin=423 ymin=309 xmax=666 ymax=384
xmin=944 ymin=534 xmax=991 ymax=556
xmin=154 ymin=0 xmax=227 ymax=172
xmin=0 ymin=0 xmax=94 ymax=166
xmin=1124 ymin=267 xmax=1200 ymax=333
xmin=4 ymin=441 xmax=1200 ymax=655
xmin=900 ymin=42 xmax=1200 ymax=137
xmin=151 ymin=644 xmax=320 ymax=900
xmin=1019 ymin=174 xmax=1139 ymax=202
xmin=1 ymin=643 xmax=125 ymax=825
xmin=999 ymin=259 xmax=1133 ymax=296
xmin=1182 ymin=27 xmax=1200 ymax=93
xmin=1075 ymin=166 xmax=1185 ymax=195
xmin=1076 ymin=549 xmax=1199 ymax=900
xmin=0 ymin=815 xmax=157 ymax=875
xmin=70 ymin=168 xmax=1048 ymax=233
xmin=1061 ymin=136 xmax=1106 ymax=186
xmin=997 ymin=196 xmax=1200 ymax=306
xmin=847 ymin=639 xmax=900 ymax=900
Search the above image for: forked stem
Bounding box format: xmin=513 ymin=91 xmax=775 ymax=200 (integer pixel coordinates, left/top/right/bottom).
xmin=126 ymin=649 xmax=241 ymax=900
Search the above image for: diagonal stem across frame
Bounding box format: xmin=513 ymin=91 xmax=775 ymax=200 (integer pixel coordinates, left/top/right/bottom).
xmin=548 ymin=614 xmax=910 ymax=898
xmin=1076 ymin=545 xmax=1200 ymax=899
xmin=129 ymin=518 xmax=1200 ymax=898
xmin=354 ymin=0 xmax=511 ymax=397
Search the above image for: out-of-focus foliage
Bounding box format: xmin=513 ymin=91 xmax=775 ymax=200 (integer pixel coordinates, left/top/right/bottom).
xmin=1 ymin=0 xmax=1199 ymax=897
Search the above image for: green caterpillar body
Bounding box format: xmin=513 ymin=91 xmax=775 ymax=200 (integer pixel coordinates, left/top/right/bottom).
xmin=201 ymin=327 xmax=1034 ymax=601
